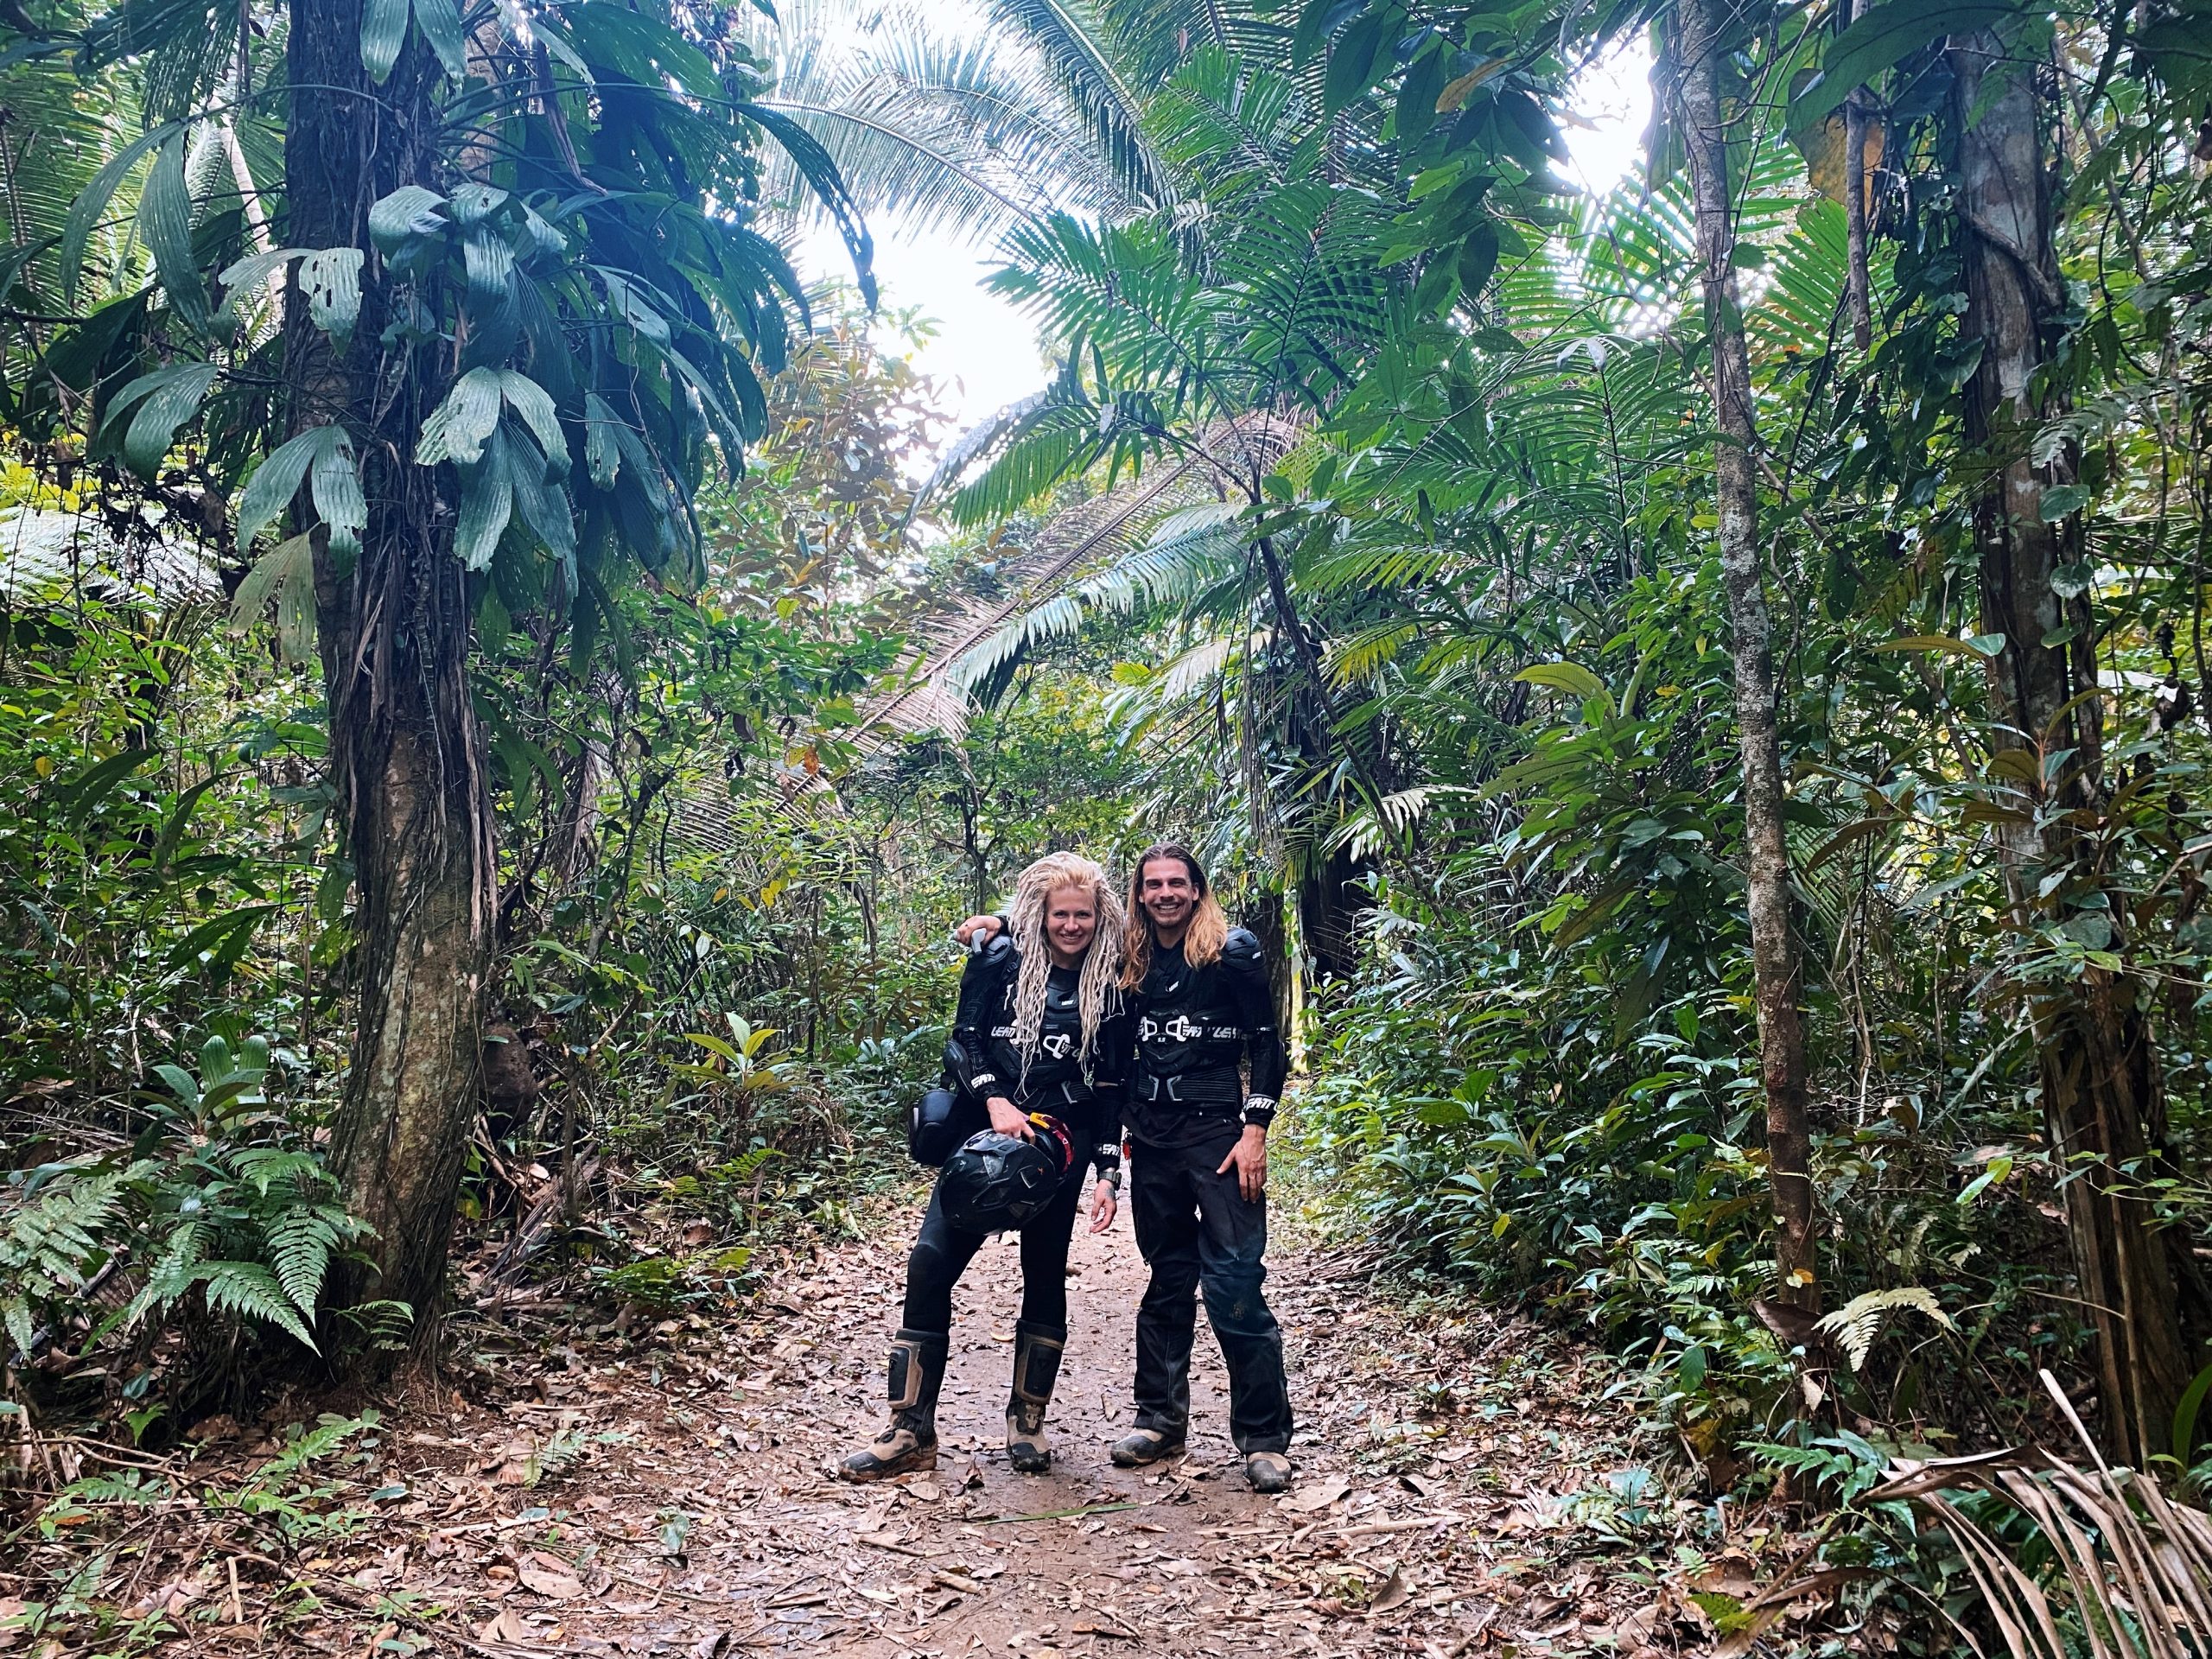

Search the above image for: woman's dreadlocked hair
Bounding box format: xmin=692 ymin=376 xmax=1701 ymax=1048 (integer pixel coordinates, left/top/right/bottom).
xmin=1007 ymin=852 xmax=1127 ymax=1090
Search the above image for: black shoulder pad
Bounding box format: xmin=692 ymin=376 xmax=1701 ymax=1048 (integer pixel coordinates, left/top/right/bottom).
xmin=1222 ymin=928 xmax=1265 ymax=969
xmin=981 ymin=933 xmax=1017 ymax=968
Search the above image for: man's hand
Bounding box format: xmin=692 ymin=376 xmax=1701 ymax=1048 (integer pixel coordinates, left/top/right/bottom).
xmin=1089 ymin=1179 xmax=1118 ymax=1234
xmin=954 ymin=914 xmax=1004 ymax=947
xmin=987 ymin=1096 xmax=1032 ymax=1140
xmin=1217 ymin=1125 xmax=1268 ymax=1202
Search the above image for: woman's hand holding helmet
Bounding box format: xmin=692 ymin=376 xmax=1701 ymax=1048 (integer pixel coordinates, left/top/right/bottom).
xmin=954 ymin=914 xmax=1005 ymax=948
xmin=986 ymin=1096 xmax=1034 ymax=1141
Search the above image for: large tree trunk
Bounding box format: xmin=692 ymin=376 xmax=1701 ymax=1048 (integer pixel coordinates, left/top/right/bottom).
xmin=287 ymin=0 xmax=493 ymax=1351
xmin=1675 ymin=0 xmax=1820 ymax=1311
xmin=1297 ymin=844 xmax=1370 ymax=985
xmin=1948 ymin=32 xmax=2193 ymax=1463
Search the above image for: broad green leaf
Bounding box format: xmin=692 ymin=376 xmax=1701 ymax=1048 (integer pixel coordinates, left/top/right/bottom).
xmin=216 ymin=245 xmax=312 ymax=327
xmin=1515 ymin=661 xmax=1609 ymax=704
xmin=583 ymin=392 xmax=622 ymax=489
xmin=101 ymin=358 xmax=219 ymax=473
xmin=462 ymin=225 xmax=514 ymax=307
xmin=454 ymin=441 xmax=514 ymax=569
xmin=447 ymin=183 xmax=510 ymax=230
xmin=151 ymin=773 xmax=225 ymax=871
xmin=229 ymin=533 xmax=319 ymax=663
xmin=610 ymin=416 xmax=667 ymax=510
xmin=238 ymin=427 xmax=337 ymax=547
xmin=2038 ymin=483 xmax=2088 ymax=522
xmin=498 ymin=371 xmax=570 ymax=477
xmin=139 ymin=130 xmax=209 ymax=332
xmin=57 ymin=748 xmax=156 ymax=823
xmin=416 ymin=367 xmax=504 ymax=467
xmin=594 ymin=267 xmax=672 ymax=344
xmin=1291 ymin=0 xmax=1358 ymax=63
xmin=359 ymin=0 xmax=409 ymax=83
xmin=508 ymin=445 xmax=575 ymax=559
xmin=367 ymin=185 xmax=448 ymax=261
xmin=1789 ymin=1 xmax=2028 ymax=134
xmin=413 ymin=0 xmax=466 ymax=78
xmin=166 ymin=903 xmax=278 ymax=972
xmin=2174 ymin=1362 xmax=2212 ymax=1465
xmin=1323 ymin=6 xmax=1392 ymax=112
xmin=735 ymin=101 xmax=875 ymax=308
xmin=119 ymin=362 xmax=219 ymax=477
xmin=60 ymin=123 xmax=181 ymax=305
xmin=150 ymin=1064 xmax=201 ymax=1109
xmin=309 ymin=436 xmax=367 ymax=562
xmin=1456 ymin=221 xmax=1500 ymax=302
xmin=299 ymin=248 xmax=365 ymax=342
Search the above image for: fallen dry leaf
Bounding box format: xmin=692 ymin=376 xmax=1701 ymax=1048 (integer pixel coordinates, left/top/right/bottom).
xmin=518 ymin=1554 xmax=583 ymax=1599
xmin=1283 ymin=1474 xmax=1351 ymax=1514
xmin=1370 ymin=1565 xmax=1412 ymax=1616
xmin=477 ymin=1607 xmax=532 ymax=1643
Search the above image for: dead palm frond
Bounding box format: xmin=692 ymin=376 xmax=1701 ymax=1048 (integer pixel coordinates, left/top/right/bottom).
xmin=1872 ymin=1370 xmax=2212 ymax=1659
xmin=860 ymin=410 xmax=1298 ymax=741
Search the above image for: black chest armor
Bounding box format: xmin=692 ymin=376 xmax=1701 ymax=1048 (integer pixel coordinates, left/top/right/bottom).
xmin=983 ymin=965 xmax=1091 ymax=1099
xmin=1134 ymin=944 xmax=1248 ymax=1079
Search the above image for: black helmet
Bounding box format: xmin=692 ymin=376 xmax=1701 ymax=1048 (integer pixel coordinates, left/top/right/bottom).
xmin=938 ymin=1116 xmax=1076 ymax=1232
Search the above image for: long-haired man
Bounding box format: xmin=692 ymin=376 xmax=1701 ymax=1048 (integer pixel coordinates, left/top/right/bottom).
xmin=963 ymin=842 xmax=1294 ymax=1491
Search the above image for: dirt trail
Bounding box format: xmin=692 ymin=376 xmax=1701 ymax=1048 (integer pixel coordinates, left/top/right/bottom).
xmin=62 ymin=1204 xmax=1662 ymax=1656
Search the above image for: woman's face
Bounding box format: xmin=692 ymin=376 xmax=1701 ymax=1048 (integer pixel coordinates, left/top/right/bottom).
xmin=1045 ymin=884 xmax=1099 ymax=962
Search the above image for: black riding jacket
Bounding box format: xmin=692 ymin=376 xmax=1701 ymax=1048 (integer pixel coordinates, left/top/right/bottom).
xmin=1123 ymin=928 xmax=1287 ymax=1147
xmin=948 ymin=938 xmax=1125 ymax=1179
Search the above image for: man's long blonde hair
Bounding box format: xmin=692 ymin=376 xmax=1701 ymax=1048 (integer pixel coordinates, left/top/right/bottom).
xmin=1120 ymin=842 xmax=1228 ymax=990
xmin=1008 ymin=852 xmax=1127 ymax=1087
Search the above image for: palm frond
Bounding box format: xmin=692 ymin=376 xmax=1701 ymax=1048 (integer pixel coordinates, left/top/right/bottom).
xmin=983 ymin=0 xmax=1177 ymax=211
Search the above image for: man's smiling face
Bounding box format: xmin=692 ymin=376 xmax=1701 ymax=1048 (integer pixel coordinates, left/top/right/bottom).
xmin=1139 ymin=856 xmax=1196 ymax=934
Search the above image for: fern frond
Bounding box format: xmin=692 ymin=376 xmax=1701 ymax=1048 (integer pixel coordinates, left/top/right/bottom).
xmin=262 ymin=1206 xmax=341 ymax=1317
xmin=194 ymin=1260 xmax=316 ymax=1351
xmin=1813 ymin=1287 xmax=1954 ymax=1372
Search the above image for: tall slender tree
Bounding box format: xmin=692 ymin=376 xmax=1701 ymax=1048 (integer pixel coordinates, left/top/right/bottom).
xmin=283 ymin=0 xmax=493 ymax=1345
xmin=1673 ymin=0 xmax=1819 ymax=1312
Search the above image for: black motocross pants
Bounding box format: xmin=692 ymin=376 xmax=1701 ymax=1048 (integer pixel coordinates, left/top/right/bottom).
xmin=902 ymin=1165 xmax=1086 ymax=1336
xmin=1129 ymin=1121 xmax=1294 ymax=1455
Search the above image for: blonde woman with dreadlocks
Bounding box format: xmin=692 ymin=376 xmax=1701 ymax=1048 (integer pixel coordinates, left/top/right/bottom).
xmin=957 ymin=843 xmax=1294 ymax=1493
xmin=840 ymin=854 xmax=1130 ymax=1482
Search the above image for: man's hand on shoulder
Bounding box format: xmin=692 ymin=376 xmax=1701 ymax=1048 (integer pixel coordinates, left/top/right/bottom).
xmin=1217 ymin=1123 xmax=1268 ymax=1201
xmin=954 ymin=913 xmax=1005 ymax=946
xmin=1221 ymin=926 xmax=1264 ymax=969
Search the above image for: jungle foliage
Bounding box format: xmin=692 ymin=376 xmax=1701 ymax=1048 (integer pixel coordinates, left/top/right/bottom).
xmin=4 ymin=0 xmax=2212 ymax=1646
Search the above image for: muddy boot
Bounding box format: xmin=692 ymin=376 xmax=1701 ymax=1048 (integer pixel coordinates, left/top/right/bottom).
xmin=1244 ymin=1451 xmax=1292 ymax=1493
xmin=1005 ymin=1321 xmax=1065 ymax=1474
xmin=1109 ymin=1425 xmax=1185 ymax=1467
xmin=839 ymin=1328 xmax=948 ymax=1482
